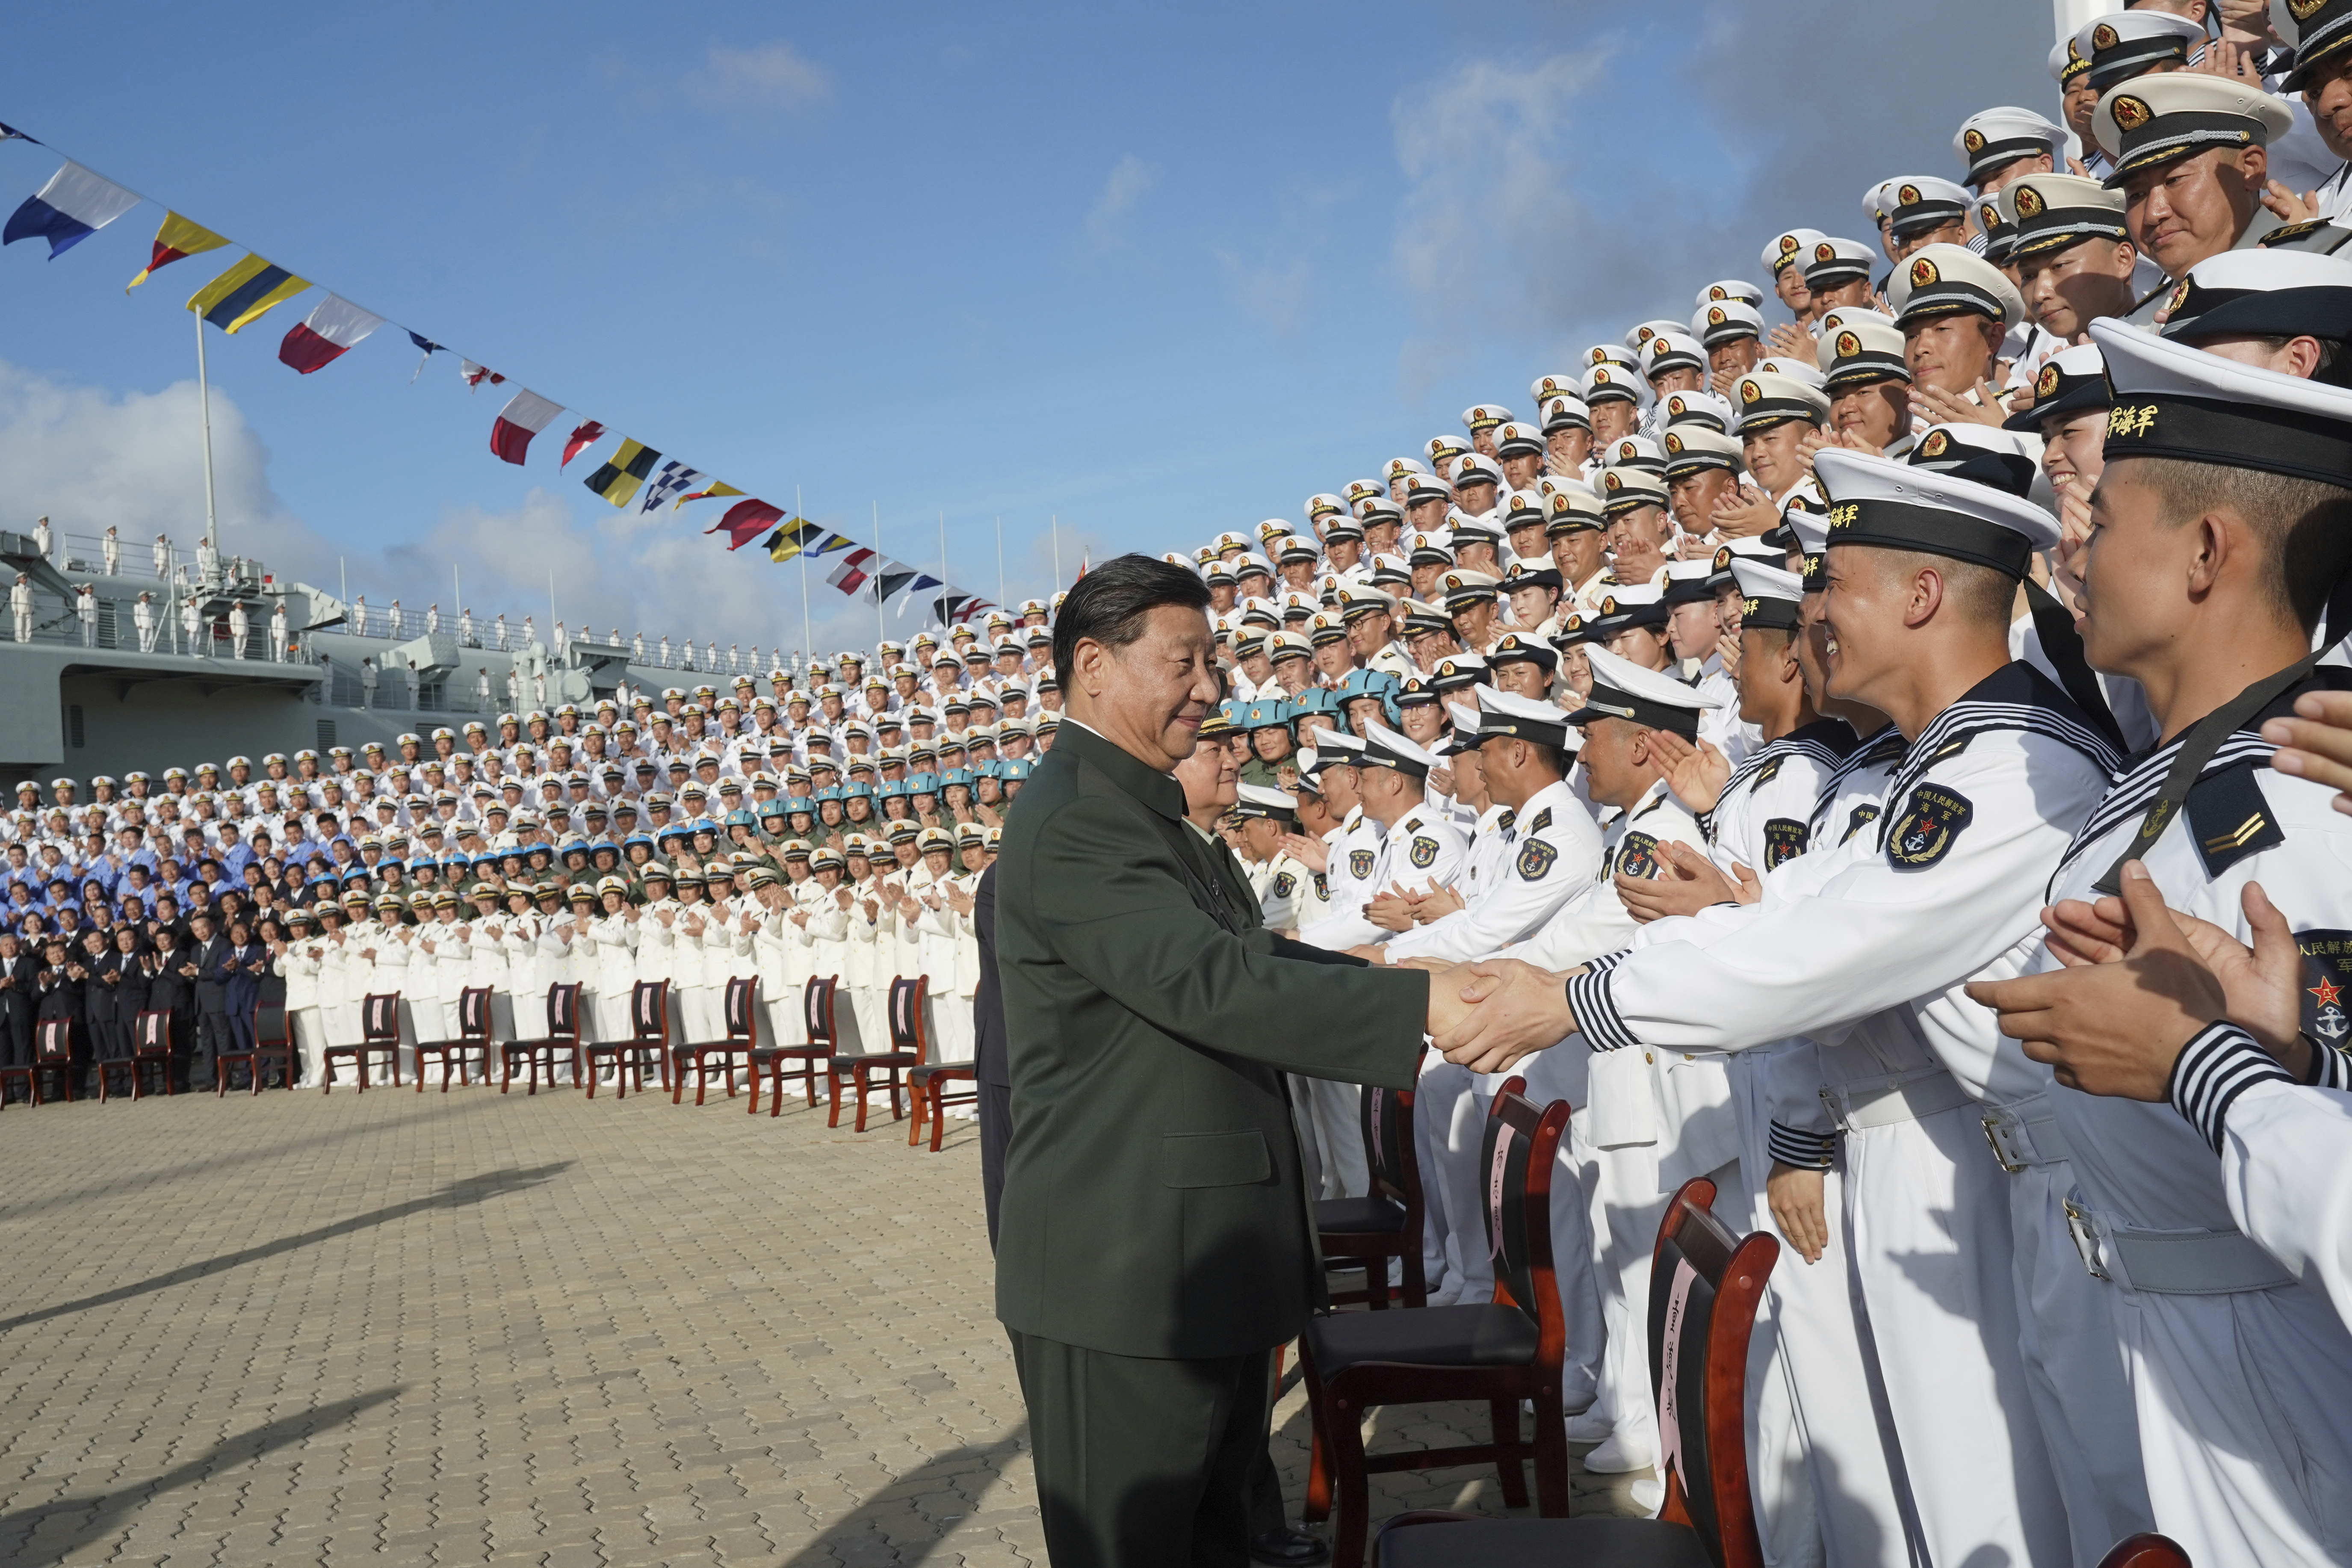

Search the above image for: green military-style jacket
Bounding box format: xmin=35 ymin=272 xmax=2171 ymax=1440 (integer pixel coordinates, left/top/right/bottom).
xmin=993 ymin=720 xmax=1427 ymax=1359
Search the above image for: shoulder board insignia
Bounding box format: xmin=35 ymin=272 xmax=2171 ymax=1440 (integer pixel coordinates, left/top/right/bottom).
xmin=1272 ymin=871 xmax=1296 ymax=900
xmin=1516 ymin=837 xmax=1559 ymax=881
xmin=1631 ymin=797 xmax=1666 ymax=821
xmin=1931 ymin=732 xmax=1974 ymax=762
xmin=1885 ymin=784 xmax=1974 ymax=868
xmin=2186 ymin=760 xmax=2284 ymax=877
xmin=1756 ymin=756 xmax=1784 ymax=785
xmin=1409 ymin=836 xmax=1440 ymax=869
xmin=1838 ymin=802 xmax=1879 ymax=845
xmin=1529 ymin=807 xmax=1552 ymax=833
xmin=1403 ymin=816 xmax=1422 ymax=835
xmin=2296 ymin=928 xmax=2352 ymax=1044
xmin=1616 ymin=830 xmax=1662 ymax=880
xmin=1762 ymin=818 xmax=1808 ymax=869
xmin=1496 ymin=808 xmax=1517 ymax=833
xmin=1347 ymin=848 xmax=1376 ymax=880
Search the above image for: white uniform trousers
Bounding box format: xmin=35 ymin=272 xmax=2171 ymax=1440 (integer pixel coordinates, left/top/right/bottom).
xmin=1727 ymin=1051 xmax=1820 ymax=1568
xmin=930 ymin=994 xmax=974 ymax=1065
xmin=1843 ymin=1106 xmax=2070 ymax=1568
xmin=850 ymin=984 xmax=886 ymax=1057
xmin=1514 ymin=1037 xmax=1608 ymax=1419
xmin=1303 ymin=1074 xmax=1368 ymax=1199
xmin=1412 ymin=1057 xmax=1469 ymax=1298
xmin=292 ymin=1007 xmax=329 ymax=1088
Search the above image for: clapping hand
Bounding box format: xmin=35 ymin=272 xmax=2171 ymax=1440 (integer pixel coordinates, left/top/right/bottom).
xmin=1618 ymin=841 xmax=1756 ymax=921
xmin=2263 ymin=688 xmax=2352 ymax=814
xmin=1709 ymin=482 xmax=1782 ymax=540
xmin=1911 ymin=378 xmax=2010 ymax=431
xmin=1279 ymin=832 xmax=1328 ymax=874
xmin=1966 ymin=862 xmax=2310 ymax=1099
xmin=1646 ymin=730 xmax=1732 ymax=813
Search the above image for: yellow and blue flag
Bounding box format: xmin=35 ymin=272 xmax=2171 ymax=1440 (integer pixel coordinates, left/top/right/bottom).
xmin=186 ymin=254 xmax=309 ymax=333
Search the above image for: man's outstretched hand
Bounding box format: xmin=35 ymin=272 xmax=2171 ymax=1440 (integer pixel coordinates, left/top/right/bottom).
xmin=1430 ymin=957 xmax=1577 ymax=1074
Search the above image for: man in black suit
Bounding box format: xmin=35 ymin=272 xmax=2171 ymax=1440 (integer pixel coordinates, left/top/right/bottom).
xmin=972 ymin=863 xmax=1010 ymax=1249
xmin=0 ymin=930 xmax=37 ymax=1100
xmin=186 ymin=910 xmax=232 ymax=1089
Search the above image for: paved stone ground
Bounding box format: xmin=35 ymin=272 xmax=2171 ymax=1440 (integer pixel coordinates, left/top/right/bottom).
xmin=0 ymin=1079 xmax=1644 ymax=1566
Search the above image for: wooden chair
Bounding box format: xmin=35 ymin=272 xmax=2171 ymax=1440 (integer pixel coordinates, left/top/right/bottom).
xmin=249 ymin=1002 xmax=296 ymax=1093
xmin=415 ymin=987 xmax=494 ymax=1091
xmin=324 ymin=992 xmax=404 ymax=1093
xmin=673 ymin=975 xmax=759 ymax=1105
xmin=33 ymin=1017 xmax=74 ymax=1103
xmin=827 ymin=974 xmax=927 ymax=1131
xmin=1319 ymin=1080 xmax=1428 ymax=1311
xmin=132 ymin=1009 xmax=175 ymax=1098
xmin=501 ymin=982 xmax=582 ymax=1095
xmin=1367 ymin=1172 xmax=1785 ymax=1568
xmin=93 ymin=1042 xmax=137 ymax=1101
xmin=600 ymin=979 xmax=674 ymax=1100
xmin=752 ymin=975 xmax=841 ymax=1117
xmin=2094 ymin=1536 xmax=2192 ymax=1568
xmin=1302 ymin=1083 xmax=1572 ymax=1568
xmin=907 ymin=1055 xmax=978 ymax=1150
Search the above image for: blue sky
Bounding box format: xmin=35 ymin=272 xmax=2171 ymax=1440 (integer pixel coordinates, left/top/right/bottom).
xmin=0 ymin=0 xmax=2061 ymax=657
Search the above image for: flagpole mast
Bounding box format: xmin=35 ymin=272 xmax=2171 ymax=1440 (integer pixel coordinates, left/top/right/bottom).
xmin=797 ymin=485 xmax=811 ymax=677
xmin=195 ymin=313 xmax=219 ymax=554
xmin=938 ymin=511 xmax=948 ymax=632
xmin=873 ymin=500 xmax=884 ymax=649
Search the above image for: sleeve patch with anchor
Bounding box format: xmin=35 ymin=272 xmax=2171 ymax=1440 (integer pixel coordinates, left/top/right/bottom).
xmin=1517 ymin=838 xmax=1559 ymax=881
xmin=1762 ymin=818 xmax=1809 ymax=868
xmin=1885 ymin=784 xmax=1974 ymax=869
xmin=1409 ymin=836 xmax=1440 ymax=869
xmin=1616 ymin=830 xmax=1662 ymax=880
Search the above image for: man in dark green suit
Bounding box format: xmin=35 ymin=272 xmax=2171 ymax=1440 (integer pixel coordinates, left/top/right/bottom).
xmin=995 ymin=556 xmax=1466 ymax=1567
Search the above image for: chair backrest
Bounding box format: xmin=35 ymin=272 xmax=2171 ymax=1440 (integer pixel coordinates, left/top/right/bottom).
xmin=1647 ymin=1176 xmax=1781 ymax=1568
xmin=723 ymin=974 xmax=759 ymax=1041
xmin=804 ymin=975 xmax=838 ymax=1048
xmin=631 ymin=979 xmax=670 ymax=1044
xmin=887 ymin=974 xmax=928 ymax=1058
xmin=2096 ymin=1535 xmax=2192 ymax=1568
xmin=135 ymin=1010 xmax=171 ymax=1050
xmin=35 ymin=1017 xmax=71 ymax=1058
xmin=1479 ymin=1082 xmax=1568 ymax=1361
xmin=546 ymin=981 xmax=582 ymax=1039
xmin=1358 ymin=1079 xmax=1422 ymax=1219
xmin=252 ymin=1004 xmax=290 ymax=1048
xmin=457 ymin=986 xmax=492 ymax=1040
xmin=361 ymin=992 xmax=401 ymax=1043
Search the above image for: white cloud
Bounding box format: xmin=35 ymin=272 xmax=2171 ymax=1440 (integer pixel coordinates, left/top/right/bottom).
xmin=685 ymin=40 xmax=832 ymax=114
xmin=1215 ymin=248 xmax=1315 ymax=339
xmin=1085 ymin=154 xmax=1157 ymax=249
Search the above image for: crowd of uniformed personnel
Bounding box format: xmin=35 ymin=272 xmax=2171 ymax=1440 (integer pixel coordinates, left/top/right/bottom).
xmin=11 ymin=2 xmax=2352 ymax=1562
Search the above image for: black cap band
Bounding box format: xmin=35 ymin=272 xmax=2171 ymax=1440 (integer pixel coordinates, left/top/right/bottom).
xmin=1739 ymin=594 xmax=1803 ymax=632
xmin=2101 ymin=390 xmax=2352 ymax=488
xmin=1825 ymin=496 xmax=2035 ymax=578
xmin=1565 ymin=682 xmax=1703 ymax=738
xmin=2105 ymin=112 xmax=2263 ymax=184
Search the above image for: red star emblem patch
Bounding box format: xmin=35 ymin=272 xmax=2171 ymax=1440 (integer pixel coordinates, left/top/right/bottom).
xmin=2312 ymin=975 xmax=2343 ymax=1009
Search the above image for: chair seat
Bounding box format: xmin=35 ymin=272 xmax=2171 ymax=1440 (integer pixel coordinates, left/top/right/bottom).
xmin=1380 ymin=1517 xmax=1711 ymax=1568
xmin=834 ymin=1051 xmax=917 ymax=1071
xmin=1317 ymin=1196 xmax=1407 ymax=1234
xmin=908 ymin=1063 xmax=974 ymax=1085
xmin=1303 ymin=1303 xmax=1538 ymax=1377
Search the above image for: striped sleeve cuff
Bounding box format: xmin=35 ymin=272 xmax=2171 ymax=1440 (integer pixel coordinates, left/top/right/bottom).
xmin=1768 ymin=1120 xmax=1837 ymax=1171
xmin=2308 ymin=1036 xmax=2352 ymax=1091
xmin=1585 ymin=948 xmax=1632 ymax=975
xmin=2169 ymin=1022 xmax=2297 ymax=1155
xmin=1565 ymin=963 xmax=1642 ymax=1053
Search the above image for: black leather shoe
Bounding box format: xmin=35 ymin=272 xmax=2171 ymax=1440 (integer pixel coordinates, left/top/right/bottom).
xmin=1250 ymin=1527 xmax=1330 ymax=1565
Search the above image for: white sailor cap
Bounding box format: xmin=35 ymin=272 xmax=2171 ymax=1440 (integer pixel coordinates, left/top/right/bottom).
xmin=1643 ymin=332 xmax=1708 ymax=378
xmin=1438 ymin=569 xmax=1501 ymax=610
xmin=1762 ymin=227 xmax=1829 ymax=276
xmin=1817 ymin=316 xmax=1912 ymax=391
xmin=1472 ymin=683 xmax=1576 ymax=749
xmin=1862 ymin=176 xmax=1901 ymax=222
xmin=1802 ymin=236 xmax=1879 ymax=291
xmin=1733 ymin=372 xmax=1832 ymax=432
xmin=1342 ymin=478 xmax=1386 ymax=508
xmin=1383 ymin=455 xmax=1430 ymax=484
xmin=1814 ymin=448 xmax=2060 ymax=578
xmin=1232 ymin=783 xmax=1298 ymax=821
xmin=2158 ymin=247 xmax=2352 ymax=346
xmin=1661 ymin=425 xmax=1746 ymax=479
xmin=1539 ymin=393 xmax=1592 ymax=433
xmin=1461 ymin=404 xmax=1514 ymax=433
xmin=2049 ymin=28 xmax=2092 ymax=86
xmin=1998 ymin=173 xmax=2129 ymax=259
xmin=1599 ymin=466 xmax=1670 ymax=516
xmin=1954 ymin=106 xmax=2066 ymax=188
xmin=1359 ymin=720 xmax=1441 ymax=778
xmin=1305 ymin=494 xmax=1347 ymax=525
xmin=1881 ymin=176 xmax=1974 ymax=242
xmin=2280 ymin=0 xmax=2352 ymax=90
xmin=1905 ymin=424 xmax=2046 ymax=498
xmin=1604 ymin=434 xmax=1666 ymax=472
xmin=2078 ymin=10 xmax=2208 ymax=94
xmin=1581 ymin=362 xmax=1654 ymax=410
xmin=1452 ymin=452 xmax=1504 ymax=488
xmin=1493 ymin=421 xmax=1546 ymax=459
xmin=1539 ymin=478 xmax=1608 ymax=534
xmin=1695 ymin=279 xmax=1766 ymax=310
xmin=1564 ymin=645 xmax=1721 ymax=738
xmin=1529 ymin=372 xmax=1581 ymax=407
xmin=2004 ymin=341 xmax=2112 ymax=433
xmin=1425 ymin=432 xmax=1472 ymax=470
xmin=1888 ymin=243 xmax=2024 ymax=331
xmin=1756 ymin=356 xmax=1827 ymax=387
xmin=2094 ymin=74 xmax=2293 ymax=186
xmin=2091 ymin=314 xmax=2352 ymax=487
xmin=1625 ymin=318 xmax=1687 ymax=353
xmin=1691 ymin=298 xmax=1765 ymax=349
xmin=1729 ymin=558 xmax=1806 ymax=631
xmin=1657 ymin=389 xmax=1734 ymax=432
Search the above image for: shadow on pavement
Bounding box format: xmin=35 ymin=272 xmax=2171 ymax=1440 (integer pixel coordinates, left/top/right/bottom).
xmin=783 ymin=1429 xmax=1028 ymax=1565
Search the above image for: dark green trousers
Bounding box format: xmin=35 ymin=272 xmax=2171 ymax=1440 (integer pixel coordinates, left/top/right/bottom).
xmin=1009 ymin=1330 xmax=1274 ymax=1568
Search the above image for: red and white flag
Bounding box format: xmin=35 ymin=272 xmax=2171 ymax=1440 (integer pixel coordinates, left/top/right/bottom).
xmin=559 ymin=419 xmax=605 ymax=467
xmin=461 ymin=359 xmax=505 ymax=390
xmin=277 ymin=295 xmax=384 ymax=375
xmin=826 ymin=548 xmax=877 ymax=594
xmin=489 ymin=389 xmax=563 ymax=465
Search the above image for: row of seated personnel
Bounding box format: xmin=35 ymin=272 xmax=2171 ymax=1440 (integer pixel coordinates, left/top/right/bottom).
xmin=0 ymin=971 xmax=979 ymax=1140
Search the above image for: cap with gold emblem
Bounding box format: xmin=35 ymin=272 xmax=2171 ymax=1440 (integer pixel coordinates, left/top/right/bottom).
xmin=2281 ymin=0 xmax=2352 ymax=90
xmin=1998 ymin=172 xmax=2129 ymax=259
xmin=1814 ymin=448 xmax=2059 ymax=579
xmin=1461 ymin=404 xmax=1514 ymax=434
xmin=1888 ymin=243 xmax=2025 ymax=330
xmin=1695 ymin=279 xmax=1766 ymax=309
xmin=2077 ymin=10 xmax=2208 ymax=94
xmin=1539 ymin=478 xmax=1608 ymax=536
xmin=1643 ymin=332 xmax=1708 ymax=379
xmin=1598 ymin=466 xmax=1671 ymax=517
xmin=1494 ymin=421 xmax=1546 ymax=460
xmin=1603 ymin=434 xmax=1666 ymax=473
xmin=1439 ymin=570 xmax=1501 ymax=611
xmin=1658 ymin=390 xmax=1734 ymax=432
xmin=1953 ymin=107 xmax=2066 ymax=189
xmin=1882 ymin=176 xmax=1974 ymax=244
xmin=1733 ymin=372 xmax=1833 ymax=432
xmin=1802 ymin=236 xmax=1879 ymax=292
xmin=1691 ymin=298 xmax=1765 ymax=349
xmin=1581 ymin=362 xmax=1654 ymax=410
xmin=1661 ymin=426 xmax=1746 ymax=480
xmin=1529 ymin=372 xmax=1581 ymax=407
xmin=1539 ymin=393 xmax=1592 ymax=433
xmin=1761 ymin=227 xmax=1829 ymax=277
xmin=2094 ymin=74 xmax=2294 ymax=187
xmin=1817 ymin=314 xmax=1912 ymax=391
xmin=1905 ymin=424 xmax=2043 ymax=496
xmin=2155 ymin=248 xmax=2352 ymax=351
xmin=2004 ymin=342 xmax=2111 ymax=433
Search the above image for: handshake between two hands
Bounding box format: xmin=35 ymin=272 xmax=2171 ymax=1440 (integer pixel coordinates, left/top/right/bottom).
xmin=1406 ymin=958 xmax=1579 ymax=1076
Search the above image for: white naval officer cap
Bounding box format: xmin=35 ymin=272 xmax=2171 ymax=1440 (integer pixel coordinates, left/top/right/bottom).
xmin=1359 ymin=720 xmax=1440 ymax=778
xmin=1695 ymin=279 xmax=1765 ymax=309
xmin=2093 ymin=72 xmax=2294 ymax=187
xmin=2090 ymin=314 xmax=2352 ymax=487
xmin=1473 ymin=682 xmax=1577 ymax=750
xmin=1953 ymin=106 xmax=2066 ymax=188
xmin=1762 ymin=227 xmax=1829 ymax=276
xmin=1887 ymin=243 xmax=2024 ymax=331
xmin=2077 ymin=10 xmax=2208 ymax=94
xmin=1691 ymin=298 xmax=1765 ymax=349
xmin=1728 ymin=558 xmax=1806 ymax=631
xmin=1565 ymin=645 xmax=1721 ymax=738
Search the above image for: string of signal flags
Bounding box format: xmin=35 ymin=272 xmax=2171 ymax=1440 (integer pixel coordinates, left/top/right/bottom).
xmin=0 ymin=119 xmax=1001 ymax=629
